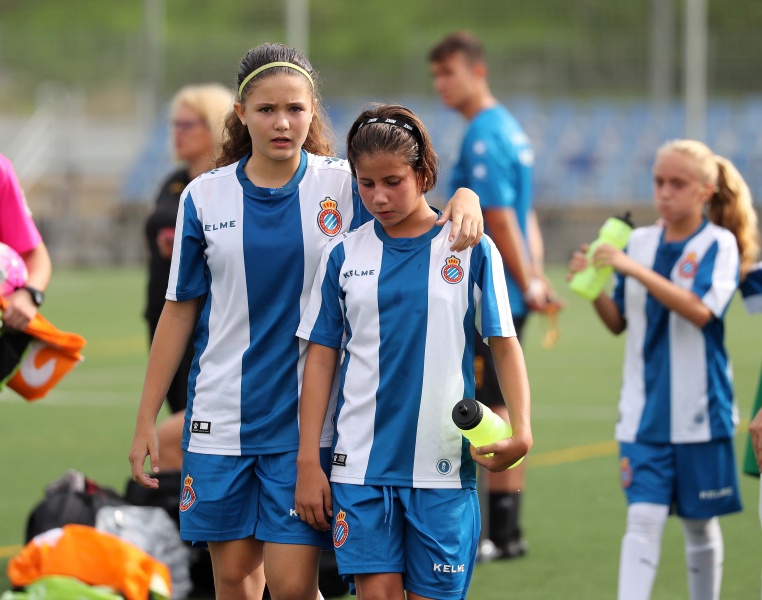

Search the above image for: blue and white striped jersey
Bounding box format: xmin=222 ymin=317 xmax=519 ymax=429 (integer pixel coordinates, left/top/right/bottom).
xmin=297 ymin=218 xmax=515 ymax=489
xmin=449 ymin=105 xmax=534 ymax=318
xmin=167 ymin=151 xmax=368 ymax=456
xmin=612 ymin=220 xmax=740 ymax=444
xmin=740 ymin=261 xmax=762 ymax=314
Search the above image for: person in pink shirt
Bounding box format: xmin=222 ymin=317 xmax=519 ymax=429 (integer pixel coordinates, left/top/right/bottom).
xmin=0 ymin=153 xmax=52 ymax=331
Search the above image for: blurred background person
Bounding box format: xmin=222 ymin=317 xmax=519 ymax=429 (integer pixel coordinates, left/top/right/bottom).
xmin=143 ymin=84 xmax=233 ymax=474
xmin=144 ymin=84 xmax=233 ymax=417
xmin=429 ymin=31 xmax=558 ymax=561
xmin=568 ymin=139 xmax=759 ymax=600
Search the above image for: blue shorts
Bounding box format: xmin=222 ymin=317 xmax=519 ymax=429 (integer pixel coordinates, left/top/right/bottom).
xmin=331 ymin=483 xmax=480 ymax=600
xmin=619 ymin=440 xmax=742 ymax=519
xmin=179 ymin=448 xmax=333 ymax=548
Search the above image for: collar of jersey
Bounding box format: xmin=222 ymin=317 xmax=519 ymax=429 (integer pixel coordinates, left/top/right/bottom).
xmin=372 ymin=208 xmax=444 ymax=248
xmin=235 ymin=149 xmax=308 ymax=199
xmin=658 ymin=217 xmax=709 ymax=249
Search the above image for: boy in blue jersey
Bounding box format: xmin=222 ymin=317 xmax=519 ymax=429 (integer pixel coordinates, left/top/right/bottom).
xmin=129 ymin=44 xmax=485 ymax=600
xmin=429 ymin=31 xmax=557 ymax=560
xmin=569 ymin=139 xmax=759 ymax=600
xmin=295 ymin=103 xmax=532 ymax=600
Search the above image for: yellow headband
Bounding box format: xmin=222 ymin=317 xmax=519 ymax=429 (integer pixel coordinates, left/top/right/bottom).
xmin=238 ymin=61 xmax=315 ymax=97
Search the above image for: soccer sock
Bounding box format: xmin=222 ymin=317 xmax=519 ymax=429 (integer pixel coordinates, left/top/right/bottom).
xmin=618 ymin=503 xmax=668 ymax=600
xmin=681 ymin=517 xmax=723 ymax=600
xmin=488 ymin=491 xmax=522 ymax=547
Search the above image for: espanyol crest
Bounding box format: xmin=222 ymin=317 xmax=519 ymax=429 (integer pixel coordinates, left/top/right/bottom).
xmin=333 ymin=509 xmax=350 ymax=548
xmin=678 ymin=252 xmax=698 ymax=278
xmin=317 ymin=196 xmax=342 ymax=236
xmin=441 ymin=255 xmax=464 ymax=284
xmin=179 ymin=473 xmax=197 ymax=512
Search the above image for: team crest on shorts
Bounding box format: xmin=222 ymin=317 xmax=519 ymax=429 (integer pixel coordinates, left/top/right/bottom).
xmin=317 ymin=197 xmax=342 ymax=237
xmin=441 ymin=255 xmax=464 ymax=284
xmin=179 ymin=473 xmax=197 ymax=512
xmin=333 ymin=509 xmax=350 ymax=548
xmin=678 ymin=252 xmax=698 ymax=278
xmin=620 ymin=457 xmax=633 ymax=488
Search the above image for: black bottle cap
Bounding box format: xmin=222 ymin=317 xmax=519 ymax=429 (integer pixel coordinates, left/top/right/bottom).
xmin=452 ymin=399 xmax=483 ymax=430
xmin=616 ymin=211 xmax=635 ymax=228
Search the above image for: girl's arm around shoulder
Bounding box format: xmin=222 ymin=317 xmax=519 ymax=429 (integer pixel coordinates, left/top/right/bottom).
xmin=129 ymin=298 xmax=199 ymax=489
xmin=474 ymin=335 xmax=532 ymax=472
xmin=436 ymin=187 xmax=484 ymax=252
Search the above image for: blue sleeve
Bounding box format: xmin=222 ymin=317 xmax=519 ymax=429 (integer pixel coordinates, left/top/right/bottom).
xmin=300 ymin=244 xmax=346 ymax=349
xmin=740 ymin=262 xmax=762 ymax=313
xmin=472 ymin=238 xmax=515 ymax=338
xmin=692 ymin=238 xmax=739 ymax=318
xmin=169 ymin=192 xmax=209 ymax=301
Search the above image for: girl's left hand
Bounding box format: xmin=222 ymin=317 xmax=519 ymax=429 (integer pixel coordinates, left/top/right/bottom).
xmin=470 ymin=433 xmax=532 ymax=472
xmin=437 ymin=188 xmax=484 ymax=252
xmin=1 ymin=288 xmax=38 ymax=331
xmin=593 ymin=243 xmax=633 ymax=275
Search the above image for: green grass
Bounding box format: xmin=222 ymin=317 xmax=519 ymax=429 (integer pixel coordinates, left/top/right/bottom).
xmin=2 ymin=266 xmax=761 ymax=599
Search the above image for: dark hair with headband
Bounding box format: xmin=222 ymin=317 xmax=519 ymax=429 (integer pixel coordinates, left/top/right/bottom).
xmin=346 ymin=104 xmax=438 ymax=193
xmin=217 ymin=43 xmax=335 ymax=166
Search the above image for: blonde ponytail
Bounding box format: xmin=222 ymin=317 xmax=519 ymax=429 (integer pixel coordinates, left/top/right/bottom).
xmin=711 ymin=156 xmax=760 ymax=276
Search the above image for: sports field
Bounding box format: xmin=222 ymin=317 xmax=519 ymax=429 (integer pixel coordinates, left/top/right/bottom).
xmin=1 ymin=265 xmax=760 ymax=599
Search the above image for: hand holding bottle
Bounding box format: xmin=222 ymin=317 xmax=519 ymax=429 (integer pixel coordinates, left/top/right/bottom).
xmin=453 ymin=399 xmax=527 ymax=471
xmin=569 ymin=212 xmax=634 ymax=301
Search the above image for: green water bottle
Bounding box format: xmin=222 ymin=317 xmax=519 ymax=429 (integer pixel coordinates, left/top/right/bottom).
xmin=569 ymin=212 xmax=634 ymax=301
xmin=452 ymin=399 xmax=524 ymax=468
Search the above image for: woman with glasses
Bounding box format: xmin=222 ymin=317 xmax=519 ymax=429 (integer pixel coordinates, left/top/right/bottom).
xmin=143 ymin=84 xmax=234 ymax=418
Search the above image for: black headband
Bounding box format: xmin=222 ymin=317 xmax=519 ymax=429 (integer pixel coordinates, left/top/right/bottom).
xmin=352 ymin=116 xmax=425 ymax=163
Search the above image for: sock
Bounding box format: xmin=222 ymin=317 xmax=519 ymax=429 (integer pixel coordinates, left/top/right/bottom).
xmin=681 ymin=517 xmax=723 ymax=600
xmin=618 ymin=503 xmax=668 ymax=600
xmin=488 ymin=491 xmax=522 ymax=548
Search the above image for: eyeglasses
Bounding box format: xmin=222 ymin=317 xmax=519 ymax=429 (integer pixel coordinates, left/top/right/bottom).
xmin=171 ymin=119 xmax=205 ymax=132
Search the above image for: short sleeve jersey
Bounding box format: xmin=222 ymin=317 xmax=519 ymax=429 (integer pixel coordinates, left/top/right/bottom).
xmin=297 ymin=218 xmax=515 ymax=489
xmin=740 ymin=261 xmax=762 ymax=314
xmin=0 ymin=153 xmax=41 ymax=254
xmin=449 ymin=105 xmax=534 ymax=317
xmin=612 ymin=221 xmax=740 ymax=444
xmin=168 ymin=151 xmax=368 ymax=456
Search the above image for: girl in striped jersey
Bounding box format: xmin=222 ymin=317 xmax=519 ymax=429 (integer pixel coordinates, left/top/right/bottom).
xmin=295 ymin=104 xmax=532 ymax=600
xmin=128 ymin=45 xmax=483 ymax=600
xmin=569 ymin=139 xmax=759 ymax=600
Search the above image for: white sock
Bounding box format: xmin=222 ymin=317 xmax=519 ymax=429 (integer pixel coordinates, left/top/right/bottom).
xmin=618 ymin=503 xmax=669 ymax=600
xmin=681 ymin=517 xmax=723 ymax=600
